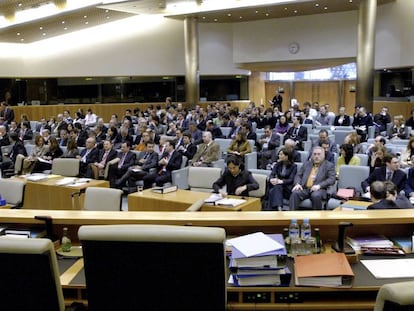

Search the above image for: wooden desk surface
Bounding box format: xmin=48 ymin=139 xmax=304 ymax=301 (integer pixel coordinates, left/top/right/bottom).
xmin=127 ymin=189 xmax=261 ymax=211
xmin=17 ymin=176 xmax=109 ymax=210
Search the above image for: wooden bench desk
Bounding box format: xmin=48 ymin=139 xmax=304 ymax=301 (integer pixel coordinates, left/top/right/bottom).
xmin=127 ymin=189 xmax=262 ymax=211
xmin=16 ymin=176 xmax=109 ymax=210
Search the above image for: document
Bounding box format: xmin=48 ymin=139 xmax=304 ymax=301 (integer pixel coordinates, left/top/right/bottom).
xmin=228 ymin=232 xmax=284 ymax=258
xmin=361 ymin=259 xmax=414 ymax=278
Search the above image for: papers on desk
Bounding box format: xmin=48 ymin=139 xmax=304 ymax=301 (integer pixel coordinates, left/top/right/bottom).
xmin=37 ymin=157 xmax=52 ymax=164
xmin=55 ymin=178 xmax=91 ymax=187
xmin=204 ymin=193 xmax=246 ymax=207
xmin=25 ymin=173 xmax=49 ymax=181
xmin=361 ymin=259 xmax=414 ymax=278
xmin=227 ymin=232 xmax=284 ymax=258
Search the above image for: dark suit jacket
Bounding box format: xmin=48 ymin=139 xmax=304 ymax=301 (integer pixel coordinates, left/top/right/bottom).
xmin=10 ymin=141 xmax=27 ymax=162
xmin=97 ymin=149 xmax=117 ymax=165
xmin=179 ymin=143 xmax=197 ymax=160
xmin=294 ymin=160 xmax=336 ymax=190
xmin=284 ymin=126 xmax=308 ymax=149
xmin=361 ymin=167 xmax=407 ymax=193
xmin=159 ymin=150 xmax=182 ymax=173
xmin=333 ymin=115 xmax=351 ymax=127
xmin=269 ymin=162 xmax=297 ymax=191
xmin=79 ymin=148 xmax=99 ymax=165
xmin=404 ymin=167 xmax=414 ymax=196
xmin=136 ymin=151 xmax=159 ymax=172
xmin=117 ymin=151 xmax=136 ymax=172
xmin=367 ymin=199 xmax=398 ymax=210
xmin=1 ymin=107 xmax=14 ymax=123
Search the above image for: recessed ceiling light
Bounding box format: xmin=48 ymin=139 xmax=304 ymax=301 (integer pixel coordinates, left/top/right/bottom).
xmin=239 ymin=16 xmax=243 ymax=19
xmin=85 ymin=21 xmax=89 ymax=25
xmin=284 ymin=7 xmax=288 ymax=10
xmin=105 ymin=9 xmax=109 ymax=13
xmin=20 ymin=38 xmax=24 ymax=42
xmin=294 ymin=10 xmax=298 ymax=13
xmin=349 ymin=0 xmax=353 ymax=2
xmin=17 ymin=32 xmax=20 ymax=36
xmin=315 ymin=3 xmax=319 ymax=7
xmin=324 ymin=6 xmax=328 ymax=10
xmin=42 ymin=32 xmax=46 ymax=36
xmin=265 ymin=13 xmax=269 ymax=16
xmin=106 ymin=16 xmax=110 ymax=19
xmin=18 ymin=3 xmax=22 ymax=7
xmin=227 ymin=13 xmax=231 ymax=17
xmin=202 ymin=16 xmax=206 ymax=19
xmin=213 ymin=18 xmax=218 ymax=22
xmin=64 ymin=27 xmax=68 ymax=30
xmin=83 ymin=15 xmax=87 ymax=18
xmin=255 ymin=10 xmax=259 ymax=14
xmin=61 ymin=21 xmax=65 ymax=24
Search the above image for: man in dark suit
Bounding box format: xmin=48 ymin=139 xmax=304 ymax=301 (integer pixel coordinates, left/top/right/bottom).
xmin=205 ymin=120 xmax=224 ymax=139
xmin=86 ymin=140 xmax=117 ymax=179
xmin=177 ymin=131 xmax=197 ymax=162
xmin=361 ymin=153 xmax=406 ymax=195
xmin=289 ymin=146 xmax=336 ymax=210
xmin=368 ymin=181 xmax=412 ymax=209
xmin=240 ymin=123 xmax=257 ymax=143
xmin=115 ymin=140 xmax=159 ymax=190
xmin=143 ymin=140 xmax=182 ymax=188
xmin=257 ymin=126 xmax=281 ymax=169
xmin=284 ymin=116 xmax=308 ymax=150
xmin=0 ymin=102 xmax=14 ymax=124
xmin=107 ymin=141 xmax=136 ymax=187
xmin=77 ymin=137 xmax=99 ymax=177
xmin=36 ymin=118 xmax=51 ymax=133
xmin=19 ymin=121 xmax=33 ymax=141
xmin=0 ymin=132 xmax=27 ymax=175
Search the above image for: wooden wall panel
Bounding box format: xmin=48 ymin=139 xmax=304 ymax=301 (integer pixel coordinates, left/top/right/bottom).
xmin=292 ymin=82 xmax=313 ymax=108
xmin=343 ymin=80 xmax=356 ymax=114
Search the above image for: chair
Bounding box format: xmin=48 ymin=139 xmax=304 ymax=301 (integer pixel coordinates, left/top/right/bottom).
xmin=244 ymin=151 xmax=257 ymax=170
xmin=374 ymin=281 xmax=414 ymax=311
xmin=0 ymin=178 xmax=25 ymax=208
xmin=51 ymin=158 xmax=80 ymax=177
xmin=355 ymin=153 xmax=369 ymax=166
xmin=214 ymin=138 xmax=232 ymax=158
xmin=326 ymin=165 xmax=370 ymax=210
xmin=72 ymin=187 xmax=123 ymax=211
xmin=249 ymin=172 xmax=268 ymax=199
xmin=78 ymin=224 xmax=226 ymax=311
xmin=0 ymin=237 xmax=83 ymax=311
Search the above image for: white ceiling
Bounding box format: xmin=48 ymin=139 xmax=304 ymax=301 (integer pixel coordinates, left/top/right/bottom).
xmin=0 ymin=0 xmax=394 ymax=44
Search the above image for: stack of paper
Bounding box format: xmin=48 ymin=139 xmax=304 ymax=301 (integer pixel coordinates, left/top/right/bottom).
xmin=228 ymin=232 xmax=290 ymax=286
xmin=346 ymin=235 xmax=394 ymax=251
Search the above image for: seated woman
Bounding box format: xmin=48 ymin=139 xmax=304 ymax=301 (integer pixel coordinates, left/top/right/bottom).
xmin=22 ymin=134 xmax=49 ymax=174
xmin=369 ymin=145 xmax=387 ymax=173
xmin=266 ymin=147 xmax=297 ymax=211
xmin=32 ymin=136 xmax=63 ymax=173
xmin=212 ymin=155 xmax=259 ymax=197
xmin=275 ymin=115 xmax=290 ymax=135
xmin=389 ymin=115 xmax=407 ymax=141
xmin=344 ymin=132 xmax=362 ymax=154
xmin=400 ymin=137 xmax=414 ymax=168
xmin=226 ymin=132 xmax=251 ymax=161
xmin=335 ymin=143 xmax=361 ymax=176
xmin=61 ymin=138 xmax=79 ymax=158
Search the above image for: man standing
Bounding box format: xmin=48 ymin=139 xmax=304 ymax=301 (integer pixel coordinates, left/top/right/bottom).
xmin=270 ymin=90 xmax=283 ymax=111
xmin=289 ymin=146 xmax=336 ymax=210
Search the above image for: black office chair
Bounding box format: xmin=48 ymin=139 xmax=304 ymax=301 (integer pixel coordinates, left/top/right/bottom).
xmin=0 ymin=237 xmax=84 ymax=311
xmin=79 ymin=224 xmax=226 ymax=311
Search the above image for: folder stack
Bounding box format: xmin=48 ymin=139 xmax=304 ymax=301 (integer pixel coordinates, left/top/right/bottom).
xmin=228 ymin=233 xmax=291 ymax=286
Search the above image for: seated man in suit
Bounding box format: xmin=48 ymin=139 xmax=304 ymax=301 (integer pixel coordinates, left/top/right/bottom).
xmin=176 ymin=131 xmax=197 ymax=163
xmin=212 ymin=155 xmax=259 ymax=197
xmin=0 ymin=132 xmax=27 ymax=175
xmin=77 ymin=137 xmax=99 ymax=177
xmin=283 ymin=116 xmax=308 ymax=151
xmin=289 ymin=146 xmax=336 ymax=210
xmin=86 ymin=139 xmax=117 ymax=179
xmin=191 ymin=131 xmax=220 ymax=167
xmin=367 ymin=181 xmax=412 ymax=209
xmin=310 ymin=129 xmax=338 ymax=154
xmin=107 ymin=141 xmax=136 ymax=187
xmin=115 ymin=140 xmax=159 ymax=191
xmin=361 ymin=153 xmax=406 ymax=197
xmin=257 ymin=125 xmax=281 ymax=169
xmin=143 ymin=140 xmax=182 ymax=188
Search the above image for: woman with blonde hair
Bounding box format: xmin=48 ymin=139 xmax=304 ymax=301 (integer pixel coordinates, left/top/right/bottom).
xmin=344 ymin=132 xmax=362 ymax=154
xmin=389 ymin=115 xmax=407 ymax=140
xmin=22 ymin=134 xmax=49 ymax=174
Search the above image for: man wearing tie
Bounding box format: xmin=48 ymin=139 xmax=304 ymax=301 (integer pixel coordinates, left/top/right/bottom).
xmin=362 ymin=154 xmax=406 ymax=197
xmin=289 ymin=146 xmax=336 ymax=210
xmin=77 ymin=138 xmax=99 ymax=177
xmin=143 ymin=141 xmax=182 ymax=188
xmin=87 ymin=140 xmax=117 ymax=179
xmin=107 ymin=141 xmax=136 ymax=187
xmin=283 ymin=116 xmax=307 ymax=150
xmin=191 ymin=131 xmax=220 ymax=167
xmin=115 ymin=141 xmax=159 ymax=191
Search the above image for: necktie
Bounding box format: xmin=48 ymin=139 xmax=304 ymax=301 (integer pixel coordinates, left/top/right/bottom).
xmin=118 ymin=153 xmax=126 ymax=168
xmin=99 ymin=151 xmax=109 ymax=166
xmin=386 ymin=171 xmax=393 ymax=180
xmin=82 ymin=150 xmax=90 ymax=163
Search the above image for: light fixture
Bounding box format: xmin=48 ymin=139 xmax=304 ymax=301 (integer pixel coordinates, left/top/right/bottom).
xmin=0 ymin=0 xmax=102 ymax=30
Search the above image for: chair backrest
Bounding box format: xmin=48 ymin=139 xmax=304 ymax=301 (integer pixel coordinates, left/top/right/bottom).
xmin=84 ymin=187 xmax=123 ymax=211
xmin=249 ymin=173 xmax=268 ymax=198
xmin=188 ymin=166 xmax=222 ymax=192
xmin=79 ymin=224 xmax=226 ymax=311
xmin=0 ymin=237 xmax=65 ymax=311
xmin=214 ymin=138 xmax=232 ymax=157
xmin=51 ymin=158 xmax=80 ymax=177
xmin=355 ymin=153 xmax=369 ymax=166
xmin=374 ymin=281 xmax=414 ymax=311
xmin=338 ymin=165 xmax=370 ymax=194
xmin=0 ymin=179 xmax=25 ymax=206
xmin=1 ymin=145 xmax=12 ymax=163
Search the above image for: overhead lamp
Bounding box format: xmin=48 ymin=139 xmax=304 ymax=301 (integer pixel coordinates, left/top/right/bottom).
xmin=0 ymin=0 xmax=101 ymax=29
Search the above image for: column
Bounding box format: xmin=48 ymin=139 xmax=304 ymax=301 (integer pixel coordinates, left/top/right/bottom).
xmin=184 ymin=16 xmax=199 ymax=106
xmin=356 ymin=0 xmax=377 ymax=112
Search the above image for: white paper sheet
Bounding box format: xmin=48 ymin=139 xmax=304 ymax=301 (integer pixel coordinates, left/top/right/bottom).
xmin=227 ymin=232 xmax=283 ymax=257
xmin=361 ymin=259 xmax=414 ymax=278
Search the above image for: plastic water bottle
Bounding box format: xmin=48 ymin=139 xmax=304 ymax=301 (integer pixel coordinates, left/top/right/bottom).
xmin=301 ymin=218 xmax=312 ymax=241
xmin=289 ymin=219 xmax=300 ymax=240
xmin=61 ymin=227 xmax=72 ymax=252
